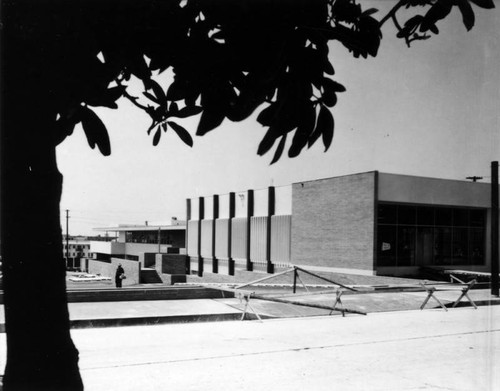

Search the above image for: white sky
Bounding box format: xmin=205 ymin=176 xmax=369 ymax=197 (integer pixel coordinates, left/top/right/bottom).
xmin=57 ymin=2 xmax=500 ymax=236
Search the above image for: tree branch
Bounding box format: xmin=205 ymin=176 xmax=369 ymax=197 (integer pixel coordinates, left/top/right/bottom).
xmin=379 ymin=0 xmax=407 ymax=27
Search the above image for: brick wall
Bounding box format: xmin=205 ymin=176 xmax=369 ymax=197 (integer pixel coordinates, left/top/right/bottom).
xmin=291 ymin=172 xmax=376 ymax=271
xmin=155 ymin=254 xmax=188 ymax=275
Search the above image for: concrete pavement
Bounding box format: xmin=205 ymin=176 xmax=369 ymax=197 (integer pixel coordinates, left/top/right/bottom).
xmin=0 ymin=306 xmax=496 ymax=390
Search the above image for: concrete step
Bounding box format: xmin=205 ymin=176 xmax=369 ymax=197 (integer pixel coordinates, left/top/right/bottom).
xmin=140 ymin=268 xmax=163 ymax=284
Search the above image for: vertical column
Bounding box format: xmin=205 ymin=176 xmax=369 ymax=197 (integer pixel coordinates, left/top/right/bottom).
xmin=228 ymin=192 xmax=235 ymax=275
xmin=198 ymin=197 xmax=204 ymax=277
xmin=246 ymin=189 xmax=254 ymax=271
xmin=186 ymin=198 xmax=191 ymax=274
xmin=267 ymin=186 xmax=275 ymax=274
xmin=492 ymin=161 xmax=499 ymax=296
xmin=212 ymin=194 xmax=219 ymax=273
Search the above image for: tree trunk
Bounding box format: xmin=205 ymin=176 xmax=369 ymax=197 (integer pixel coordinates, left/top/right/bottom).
xmin=1 ymin=91 xmax=84 ymax=391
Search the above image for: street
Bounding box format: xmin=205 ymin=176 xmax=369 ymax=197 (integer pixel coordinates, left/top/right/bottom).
xmin=10 ymin=305 xmax=494 ymax=391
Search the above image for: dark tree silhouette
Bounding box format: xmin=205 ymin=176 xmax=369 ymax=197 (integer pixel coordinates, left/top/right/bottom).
xmin=0 ymin=0 xmax=494 ymax=389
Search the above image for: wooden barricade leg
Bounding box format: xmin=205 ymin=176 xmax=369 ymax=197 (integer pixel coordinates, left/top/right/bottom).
xmin=331 ymin=290 xmax=346 ymax=317
xmin=420 ymin=286 xmax=448 ymax=311
xmin=452 ymin=280 xmax=477 ymax=309
xmin=238 ymin=292 xmax=263 ymax=322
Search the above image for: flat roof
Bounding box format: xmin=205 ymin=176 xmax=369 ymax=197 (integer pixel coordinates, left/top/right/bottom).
xmin=94 ymin=225 xmax=185 ymax=232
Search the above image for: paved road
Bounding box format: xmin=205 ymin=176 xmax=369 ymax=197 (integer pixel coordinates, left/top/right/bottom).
xmin=2 ymin=306 xmax=495 ymax=390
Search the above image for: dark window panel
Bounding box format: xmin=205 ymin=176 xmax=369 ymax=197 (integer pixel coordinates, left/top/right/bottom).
xmin=378 ymin=204 xmax=398 ymax=224
xmin=397 ymin=226 xmax=416 ymax=266
xmin=434 ymin=227 xmax=452 ymax=265
xmin=398 ymin=205 xmax=416 ymax=225
xmin=416 ymin=227 xmax=434 ymax=266
xmin=469 ymin=209 xmax=486 ymax=227
xmin=377 ymin=226 xmax=397 ymax=266
xmin=452 ymin=227 xmax=468 ymax=265
xmin=469 ymin=228 xmax=485 ymax=265
xmin=417 ymin=206 xmax=434 ymax=225
xmin=435 ymin=208 xmax=452 ymax=226
xmin=453 ymin=208 xmax=468 ymax=227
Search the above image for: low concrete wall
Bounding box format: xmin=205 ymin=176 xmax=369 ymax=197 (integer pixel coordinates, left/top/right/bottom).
xmin=88 ymin=259 xmax=113 ymax=279
xmin=111 ymin=258 xmax=141 ymax=286
xmin=87 ymin=258 xmax=141 ymax=286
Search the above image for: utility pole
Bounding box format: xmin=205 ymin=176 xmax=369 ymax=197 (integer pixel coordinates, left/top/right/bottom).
xmin=65 ymin=209 xmax=69 ymax=268
xmin=158 ymin=227 xmax=161 ymax=254
xmin=466 ymin=176 xmax=483 ymax=182
xmin=491 ymin=162 xmax=499 ymax=296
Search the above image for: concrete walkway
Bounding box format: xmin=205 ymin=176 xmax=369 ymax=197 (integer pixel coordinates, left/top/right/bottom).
xmin=1 ymin=288 xmax=498 ymax=330
xmin=0 ymin=306 xmax=496 ymax=390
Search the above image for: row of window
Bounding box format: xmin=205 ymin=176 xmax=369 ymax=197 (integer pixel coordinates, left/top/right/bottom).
xmin=125 ymin=231 xmax=174 ymax=244
xmin=377 ymin=225 xmax=485 ymax=267
xmin=378 ymin=204 xmax=485 ymax=227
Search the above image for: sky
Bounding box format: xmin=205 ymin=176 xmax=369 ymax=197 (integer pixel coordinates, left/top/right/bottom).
xmin=56 ymin=1 xmax=500 ymax=236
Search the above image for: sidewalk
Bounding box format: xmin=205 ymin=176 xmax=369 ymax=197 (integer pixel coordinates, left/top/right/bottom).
xmin=1 ymin=288 xmax=499 ymax=331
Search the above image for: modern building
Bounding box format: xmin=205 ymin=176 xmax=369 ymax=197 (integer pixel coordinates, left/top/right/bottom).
xmin=83 ymin=219 xmax=187 ymax=285
xmin=63 ymin=237 xmax=91 ymax=270
xmin=186 ymin=171 xmax=495 ymax=277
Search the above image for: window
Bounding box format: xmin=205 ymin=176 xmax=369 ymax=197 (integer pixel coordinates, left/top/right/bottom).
xmin=377 ymin=203 xmax=485 ymax=267
xmin=377 ymin=226 xmax=397 ymax=267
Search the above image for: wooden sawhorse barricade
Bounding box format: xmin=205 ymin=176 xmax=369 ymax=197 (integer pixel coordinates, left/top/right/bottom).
xmin=420 ymin=278 xmax=478 ymax=311
xmin=226 ymin=266 xmax=367 ymax=321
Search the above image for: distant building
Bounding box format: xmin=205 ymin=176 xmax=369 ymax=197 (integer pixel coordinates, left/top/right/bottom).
xmin=186 ymin=171 xmax=494 ymax=278
xmin=63 ymin=237 xmax=91 ymax=270
xmin=88 ymin=219 xmax=186 ymax=265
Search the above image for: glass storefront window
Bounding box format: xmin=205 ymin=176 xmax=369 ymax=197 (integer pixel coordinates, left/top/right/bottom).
xmin=417 ymin=207 xmax=434 ymax=226
xmin=435 ymin=208 xmax=452 ymax=226
xmin=469 ymin=228 xmax=485 ymax=265
xmin=377 ymin=203 xmax=486 ymax=267
xmin=398 ymin=205 xmax=416 ymax=225
xmin=452 ymin=227 xmax=468 ymax=264
xmin=434 ymin=227 xmax=452 ymax=265
xmin=453 ymin=209 xmax=468 ymax=227
xmin=470 ymin=209 xmax=486 ymax=227
xmin=397 ymin=226 xmax=415 ymax=266
xmin=378 ymin=204 xmax=397 ymax=224
xmin=377 ymin=226 xmax=397 ymax=267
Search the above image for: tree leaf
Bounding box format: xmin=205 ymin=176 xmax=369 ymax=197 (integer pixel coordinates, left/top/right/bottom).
xmin=147 ymin=121 xmax=156 ymax=135
xmin=173 ymin=105 xmax=203 ymax=119
xmin=257 ymin=127 xmax=278 ymax=156
xmin=149 ymin=79 xmax=168 ymax=104
xmin=143 ymin=91 xmax=160 ymax=104
xmin=289 ymin=103 xmax=316 ymax=158
xmin=167 ymin=121 xmax=193 ymax=147
xmin=320 ymin=109 xmax=334 ymax=151
xmin=271 ymin=135 xmax=287 ymax=164
xmin=80 ymin=106 xmax=111 ymax=156
xmin=196 ymin=109 xmax=225 ymax=136
xmin=169 ymin=102 xmax=179 ymax=114
xmin=86 ymin=86 xmax=125 ymax=109
xmin=420 ymin=0 xmax=452 ymax=32
xmin=167 ymin=80 xmax=187 ymax=101
xmin=162 ymin=122 xmax=168 ymax=132
xmin=323 ymin=78 xmax=346 ymax=93
xmin=457 ymin=0 xmax=475 ymax=31
xmin=257 ymin=104 xmax=277 ymax=127
xmin=469 ymin=0 xmax=495 ymax=9
xmin=153 ymin=126 xmax=161 ymax=146
xmin=312 ymin=105 xmax=334 ymax=152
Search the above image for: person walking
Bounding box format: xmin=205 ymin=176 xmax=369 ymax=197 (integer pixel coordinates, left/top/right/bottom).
xmin=115 ymin=263 xmax=125 ymax=288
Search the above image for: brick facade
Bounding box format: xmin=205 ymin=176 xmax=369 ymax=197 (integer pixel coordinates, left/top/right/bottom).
xmin=291 ymin=172 xmax=376 ymax=271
